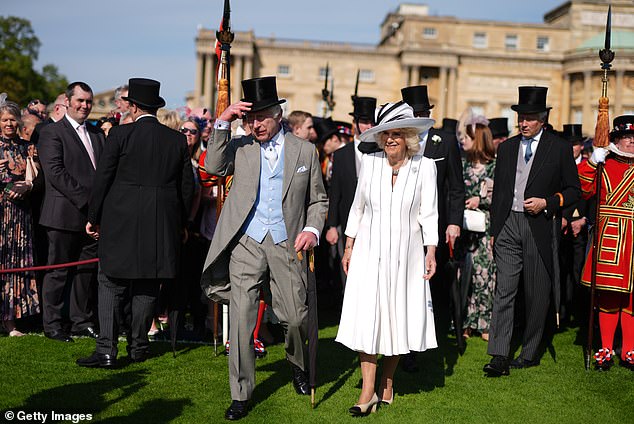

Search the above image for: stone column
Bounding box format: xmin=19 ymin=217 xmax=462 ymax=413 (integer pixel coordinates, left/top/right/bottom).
xmin=244 ymin=55 xmax=254 ymax=80
xmin=410 ymin=66 xmax=420 ymax=87
xmin=447 ymin=67 xmax=457 ymax=118
xmin=233 ymin=55 xmax=244 ymax=100
xmin=194 ymin=52 xmax=203 ymax=108
xmin=560 ymin=73 xmax=570 ymax=124
xmin=438 ymin=66 xmax=448 ymax=120
xmin=402 ymin=65 xmax=411 ymax=88
xmin=582 ymin=71 xmax=592 ymax=131
xmin=615 ymin=69 xmax=625 ymax=116
xmin=203 ymin=53 xmax=214 ymax=110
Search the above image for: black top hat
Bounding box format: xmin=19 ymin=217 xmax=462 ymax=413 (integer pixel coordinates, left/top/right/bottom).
xmin=441 ymin=118 xmax=458 ymax=135
xmin=488 ymin=117 xmax=510 ymax=138
xmin=241 ymin=76 xmax=286 ymax=113
xmin=511 ymin=86 xmax=551 ymax=114
xmin=561 ymin=124 xmax=584 ymax=144
xmin=349 ymin=97 xmax=377 ymax=123
xmin=122 ymin=78 xmax=166 ymax=109
xmin=313 ymin=117 xmax=339 ymax=144
xmin=401 ymin=85 xmax=434 ymax=113
xmin=610 ymin=115 xmax=634 ymax=141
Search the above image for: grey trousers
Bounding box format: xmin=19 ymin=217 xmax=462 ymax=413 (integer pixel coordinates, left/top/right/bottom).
xmin=228 ymin=233 xmax=308 ymax=401
xmin=488 ymin=212 xmax=551 ymax=361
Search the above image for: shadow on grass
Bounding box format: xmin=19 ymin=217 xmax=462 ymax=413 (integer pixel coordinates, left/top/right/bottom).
xmin=14 ymin=370 xmax=191 ymax=423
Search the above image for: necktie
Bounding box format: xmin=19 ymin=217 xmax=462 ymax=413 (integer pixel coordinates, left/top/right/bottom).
xmin=78 ymin=125 xmax=97 ymax=169
xmin=523 ymin=138 xmax=533 ymax=163
xmin=264 ymin=141 xmax=277 ymax=170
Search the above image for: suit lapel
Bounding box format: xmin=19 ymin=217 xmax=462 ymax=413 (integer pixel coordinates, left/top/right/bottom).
xmin=506 ymin=137 xmax=521 ymax=183
xmin=526 ymin=132 xmax=554 ymax=187
xmin=282 ymin=133 xmax=301 ymax=199
xmin=62 ymin=117 xmax=94 ymax=165
xmin=244 ymin=136 xmax=261 ymax=186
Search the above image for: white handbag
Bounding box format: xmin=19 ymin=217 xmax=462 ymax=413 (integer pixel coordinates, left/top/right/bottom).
xmin=463 ymin=209 xmax=486 ymax=233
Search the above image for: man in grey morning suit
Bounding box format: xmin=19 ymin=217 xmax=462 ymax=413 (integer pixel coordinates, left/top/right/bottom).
xmin=199 ymin=76 xmax=328 ymax=420
xmin=483 ymin=86 xmax=580 ymax=376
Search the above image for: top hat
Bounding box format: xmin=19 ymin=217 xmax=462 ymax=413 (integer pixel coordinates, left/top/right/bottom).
xmin=561 ymin=124 xmax=584 ymax=144
xmin=122 ymin=78 xmax=166 ymax=109
xmin=610 ymin=115 xmax=634 ymax=141
xmin=401 ymin=85 xmax=434 ymax=114
xmin=441 ymin=118 xmax=458 ymax=135
xmin=314 ymin=117 xmax=340 ymax=143
xmin=511 ymin=86 xmax=551 ymax=114
xmin=359 ymin=101 xmax=434 ymax=143
xmin=241 ymin=76 xmax=286 ymax=113
xmin=349 ymin=97 xmax=377 ymax=123
xmin=488 ymin=117 xmax=510 ymax=138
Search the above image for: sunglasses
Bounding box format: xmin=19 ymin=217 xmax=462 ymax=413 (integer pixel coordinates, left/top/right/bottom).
xmin=180 ymin=128 xmax=199 ymax=135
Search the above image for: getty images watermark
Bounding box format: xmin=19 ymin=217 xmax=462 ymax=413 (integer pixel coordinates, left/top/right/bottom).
xmin=3 ymin=410 xmax=93 ymax=423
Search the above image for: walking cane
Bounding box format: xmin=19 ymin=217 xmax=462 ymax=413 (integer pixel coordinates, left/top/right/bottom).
xmin=298 ymin=248 xmax=318 ymax=408
xmin=585 ymin=5 xmax=614 ymax=371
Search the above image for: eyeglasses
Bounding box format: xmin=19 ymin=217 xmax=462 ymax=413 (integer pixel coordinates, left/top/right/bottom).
xmin=180 ymin=128 xmax=199 ymax=135
xmin=28 ymin=99 xmax=43 ymax=107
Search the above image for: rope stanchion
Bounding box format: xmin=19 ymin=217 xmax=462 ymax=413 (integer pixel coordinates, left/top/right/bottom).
xmin=0 ymin=258 xmax=99 ymax=274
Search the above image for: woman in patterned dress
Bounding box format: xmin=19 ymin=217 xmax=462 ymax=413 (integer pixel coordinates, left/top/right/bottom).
xmin=457 ymin=109 xmax=496 ymax=341
xmin=0 ymin=96 xmax=41 ymax=336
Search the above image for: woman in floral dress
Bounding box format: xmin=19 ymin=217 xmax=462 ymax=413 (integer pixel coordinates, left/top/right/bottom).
xmin=0 ymin=96 xmax=41 ymax=336
xmin=457 ymin=109 xmax=496 ymax=341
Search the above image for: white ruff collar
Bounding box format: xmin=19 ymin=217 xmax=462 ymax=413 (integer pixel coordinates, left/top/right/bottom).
xmin=608 ymin=143 xmax=634 ymax=159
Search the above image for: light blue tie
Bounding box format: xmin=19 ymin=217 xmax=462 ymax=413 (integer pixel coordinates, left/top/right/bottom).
xmin=523 ymin=138 xmax=533 ymax=163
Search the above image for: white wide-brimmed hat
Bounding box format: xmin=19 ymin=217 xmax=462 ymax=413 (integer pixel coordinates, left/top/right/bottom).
xmin=359 ymin=101 xmax=435 ymax=143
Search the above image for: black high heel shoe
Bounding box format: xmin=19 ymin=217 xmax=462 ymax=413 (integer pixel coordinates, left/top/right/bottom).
xmin=349 ymin=393 xmax=378 ymax=416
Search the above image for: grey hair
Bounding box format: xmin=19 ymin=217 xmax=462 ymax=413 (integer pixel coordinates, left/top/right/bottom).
xmin=0 ymin=101 xmax=23 ymax=130
xmin=376 ymin=127 xmax=421 ymax=158
xmin=537 ymin=111 xmax=548 ymax=121
xmin=114 ymin=84 xmax=129 ymax=101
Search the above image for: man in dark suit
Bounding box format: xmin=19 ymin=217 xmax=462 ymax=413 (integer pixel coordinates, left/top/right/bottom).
xmin=483 ymin=86 xmax=580 ymax=376
xmin=38 ymin=82 xmax=105 ymax=342
xmin=400 ymin=85 xmax=465 ymax=371
xmin=324 ymin=97 xmax=376 ymax=287
xmin=76 ymin=78 xmax=194 ymax=368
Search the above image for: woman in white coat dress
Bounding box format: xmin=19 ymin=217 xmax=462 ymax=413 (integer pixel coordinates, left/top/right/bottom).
xmin=336 ymin=102 xmax=439 ymax=416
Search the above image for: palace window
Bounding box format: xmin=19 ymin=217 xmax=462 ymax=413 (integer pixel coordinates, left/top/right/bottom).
xmin=359 ymin=69 xmax=375 ymax=83
xmin=505 ymin=34 xmax=518 ymax=50
xmin=473 ymin=32 xmax=487 ymax=49
xmin=537 ymin=36 xmax=550 ymax=52
xmin=318 ymin=67 xmax=328 ymax=80
xmin=423 ymin=27 xmax=437 ymax=39
xmin=278 ymin=64 xmax=291 ymax=77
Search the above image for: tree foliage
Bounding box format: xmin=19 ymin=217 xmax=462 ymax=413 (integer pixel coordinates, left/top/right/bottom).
xmin=0 ymin=16 xmax=68 ymax=107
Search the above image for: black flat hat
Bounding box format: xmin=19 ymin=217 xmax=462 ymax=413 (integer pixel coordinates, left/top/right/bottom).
xmin=123 ymin=78 xmax=166 ymax=109
xmin=441 ymin=118 xmax=458 ymax=134
xmin=511 ymin=86 xmax=551 ymax=114
xmin=241 ymin=76 xmax=286 ymax=113
xmin=349 ymin=96 xmax=377 ymax=123
xmin=610 ymin=115 xmax=634 ymax=141
xmin=561 ymin=124 xmax=584 ymax=144
xmin=314 ymin=117 xmax=339 ymax=144
xmin=401 ymin=85 xmax=434 ymax=113
xmin=488 ymin=117 xmax=510 ymax=138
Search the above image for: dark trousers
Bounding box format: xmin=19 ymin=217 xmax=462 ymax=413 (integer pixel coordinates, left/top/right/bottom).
xmin=42 ymin=228 xmax=97 ymax=333
xmin=559 ymin=225 xmax=589 ymax=324
xmin=488 ymin=212 xmax=551 ymax=361
xmin=96 ymin=268 xmax=161 ymax=357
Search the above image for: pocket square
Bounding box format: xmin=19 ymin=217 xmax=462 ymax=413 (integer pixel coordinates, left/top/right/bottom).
xmin=296 ymin=165 xmax=308 ymax=173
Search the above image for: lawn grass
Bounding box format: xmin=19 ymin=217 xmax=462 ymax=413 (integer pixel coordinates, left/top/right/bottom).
xmin=1 ymin=312 xmax=633 ymax=423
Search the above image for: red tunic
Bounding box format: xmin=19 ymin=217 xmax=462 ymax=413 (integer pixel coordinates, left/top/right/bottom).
xmin=579 ymin=155 xmax=634 ymax=294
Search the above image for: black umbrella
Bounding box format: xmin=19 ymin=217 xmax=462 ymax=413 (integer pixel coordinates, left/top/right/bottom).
xmin=447 ymin=244 xmax=465 ymax=354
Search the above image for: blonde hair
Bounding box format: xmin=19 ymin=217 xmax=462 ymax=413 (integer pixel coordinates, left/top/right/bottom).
xmin=377 ymin=127 xmax=421 ymax=157
xmin=157 ymin=109 xmax=182 ymax=131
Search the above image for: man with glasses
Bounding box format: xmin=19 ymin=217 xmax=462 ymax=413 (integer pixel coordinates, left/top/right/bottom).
xmin=26 ymin=99 xmax=48 ymax=120
xmin=200 ymin=76 xmax=328 ymax=420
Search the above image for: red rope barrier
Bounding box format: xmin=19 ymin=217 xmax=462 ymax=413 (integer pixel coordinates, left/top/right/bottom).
xmin=0 ymin=258 xmax=99 ymax=274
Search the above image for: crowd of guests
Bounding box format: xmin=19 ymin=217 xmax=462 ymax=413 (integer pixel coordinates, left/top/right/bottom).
xmin=1 ymin=76 xmax=633 ymax=421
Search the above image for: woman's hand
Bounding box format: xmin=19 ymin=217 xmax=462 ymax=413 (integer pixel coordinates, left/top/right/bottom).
xmin=342 ymin=247 xmax=352 ymax=275
xmin=465 ymin=196 xmax=480 ymax=209
xmin=5 ymin=181 xmax=31 ymax=200
xmin=423 ymin=246 xmax=436 ymax=280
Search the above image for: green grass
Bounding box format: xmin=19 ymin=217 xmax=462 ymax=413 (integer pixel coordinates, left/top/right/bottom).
xmin=1 ymin=313 xmax=633 ymax=423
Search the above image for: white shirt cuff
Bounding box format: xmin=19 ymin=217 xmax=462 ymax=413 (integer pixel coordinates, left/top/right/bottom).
xmin=214 ymin=120 xmax=230 ymax=131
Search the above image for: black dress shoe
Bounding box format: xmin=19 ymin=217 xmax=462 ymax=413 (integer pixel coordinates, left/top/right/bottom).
xmin=290 ymin=364 xmax=310 ymax=395
xmin=45 ymin=331 xmax=74 ymax=343
xmin=483 ymin=355 xmax=510 ymax=377
xmin=129 ymin=352 xmax=149 ymax=363
xmin=76 ymin=352 xmax=116 ymax=369
xmin=510 ymin=357 xmax=540 ymax=369
xmin=401 ymin=352 xmax=419 ymax=373
xmin=224 ymin=400 xmax=248 ymax=421
xmin=72 ymin=327 xmax=99 ymax=339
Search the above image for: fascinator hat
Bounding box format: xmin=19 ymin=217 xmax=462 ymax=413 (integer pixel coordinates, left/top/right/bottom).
xmin=359 ymin=101 xmax=434 ymax=143
xmin=457 ymin=108 xmax=489 ymax=140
